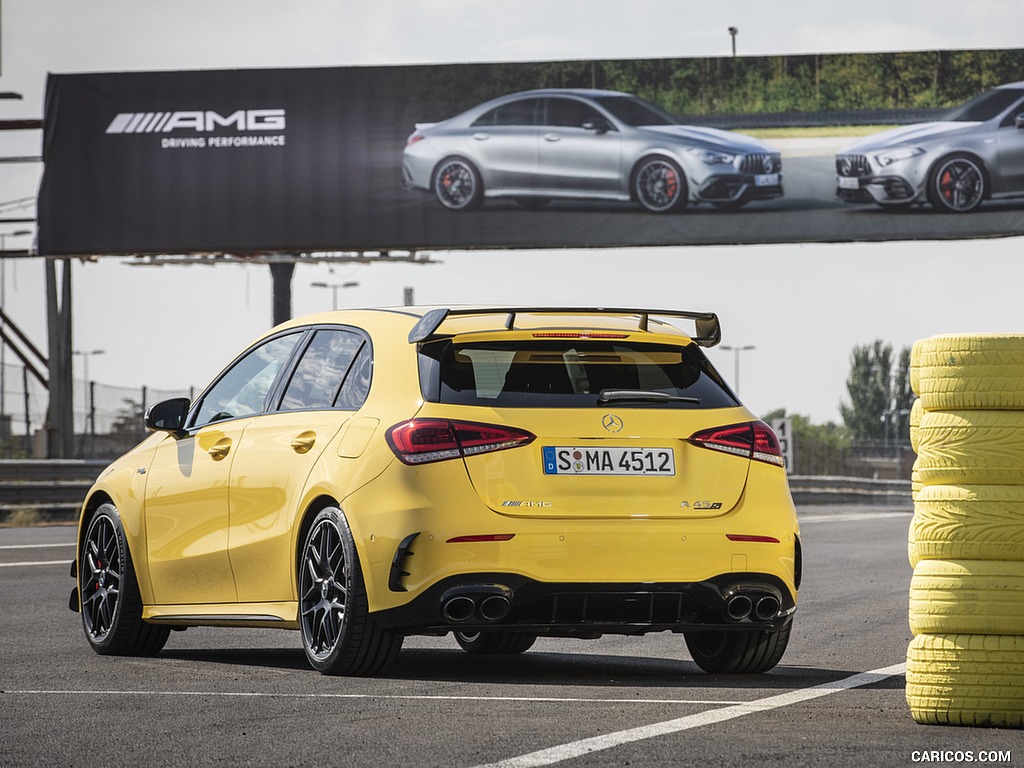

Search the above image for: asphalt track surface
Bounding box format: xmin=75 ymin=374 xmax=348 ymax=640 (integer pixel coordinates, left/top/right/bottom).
xmin=1 ymin=504 xmax=1020 ymax=767
xmin=361 ymin=136 xmax=1024 ymax=250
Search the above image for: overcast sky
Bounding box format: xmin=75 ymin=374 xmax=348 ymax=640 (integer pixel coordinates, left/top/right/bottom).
xmin=2 ymin=0 xmax=1023 ymax=424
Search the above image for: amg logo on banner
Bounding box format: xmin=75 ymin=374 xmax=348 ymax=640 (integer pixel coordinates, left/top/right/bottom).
xmin=105 ymin=109 xmax=286 ymax=134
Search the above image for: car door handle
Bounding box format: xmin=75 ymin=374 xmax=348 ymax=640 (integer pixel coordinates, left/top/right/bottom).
xmin=291 ymin=432 xmax=317 ymax=454
xmin=207 ymin=438 xmax=232 ymax=460
xmin=471 ymin=133 xmax=490 ymax=141
xmin=543 ymin=133 xmax=561 ymax=142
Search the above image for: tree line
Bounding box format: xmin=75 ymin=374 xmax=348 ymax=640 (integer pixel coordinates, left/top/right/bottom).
xmin=766 ymin=339 xmax=914 ymax=478
xmin=385 ymin=48 xmax=1024 ymax=123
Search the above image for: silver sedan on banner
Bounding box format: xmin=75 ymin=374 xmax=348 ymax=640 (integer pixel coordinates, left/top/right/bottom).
xmin=836 ymin=82 xmax=1024 ymax=212
xmin=402 ymin=88 xmax=783 ymax=213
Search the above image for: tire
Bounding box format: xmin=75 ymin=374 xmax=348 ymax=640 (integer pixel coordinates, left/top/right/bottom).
xmin=912 ymin=334 xmax=1024 ymax=368
xmin=911 ymin=335 xmax=1024 ymax=409
xmin=454 ymin=631 xmax=537 ymax=655
xmin=913 ymin=410 xmax=1024 ymax=486
xmin=433 ymin=157 xmax=483 ymax=211
xmin=909 ymin=485 xmax=1024 ymax=565
xmin=299 ymin=507 xmax=403 ymax=676
xmin=909 ymin=559 xmax=1024 ymax=635
xmin=908 ymin=398 xmax=923 ymax=453
xmin=906 ymin=633 xmax=1024 ymax=728
xmin=633 ymin=156 xmax=687 ymax=213
xmin=911 ymin=470 xmax=922 ymax=501
xmin=911 ymin=334 xmax=1024 ymax=401
xmin=913 ymin=369 xmax=1024 ymax=410
xmin=926 ymin=154 xmax=986 ymax=213
xmin=684 ymin=620 xmax=791 ymax=674
xmin=79 ymin=503 xmax=170 ymax=656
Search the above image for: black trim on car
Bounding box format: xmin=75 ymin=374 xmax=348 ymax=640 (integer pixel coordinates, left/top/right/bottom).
xmin=372 ymin=572 xmax=796 ymax=636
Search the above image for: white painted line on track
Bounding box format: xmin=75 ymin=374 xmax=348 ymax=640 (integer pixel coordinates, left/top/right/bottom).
xmin=0 ymin=542 xmax=74 ymax=549
xmin=799 ymin=511 xmax=911 ymax=524
xmin=2 ymin=690 xmax=746 ymax=706
xmin=0 ymin=560 xmax=71 ymax=568
xmin=470 ymin=662 xmax=907 ymax=768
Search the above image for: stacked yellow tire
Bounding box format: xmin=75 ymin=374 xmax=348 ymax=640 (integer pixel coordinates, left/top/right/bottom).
xmin=906 ymin=335 xmax=1024 ymax=728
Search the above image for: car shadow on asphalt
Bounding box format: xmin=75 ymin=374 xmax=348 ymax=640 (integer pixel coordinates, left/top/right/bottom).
xmin=158 ymin=645 xmax=904 ymax=691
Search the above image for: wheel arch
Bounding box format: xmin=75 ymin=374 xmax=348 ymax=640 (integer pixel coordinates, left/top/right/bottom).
xmin=293 ymin=494 xmax=345 ymax=594
xmin=77 ymin=489 xmax=158 ymax=602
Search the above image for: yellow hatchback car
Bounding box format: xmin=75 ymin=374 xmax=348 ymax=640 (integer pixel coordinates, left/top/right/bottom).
xmin=70 ymin=307 xmax=800 ymax=676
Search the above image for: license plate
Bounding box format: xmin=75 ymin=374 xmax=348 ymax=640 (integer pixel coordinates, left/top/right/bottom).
xmin=543 ymin=446 xmax=676 ymax=476
xmin=838 ymin=176 xmax=861 ymax=190
xmin=754 ymin=173 xmax=779 ymax=187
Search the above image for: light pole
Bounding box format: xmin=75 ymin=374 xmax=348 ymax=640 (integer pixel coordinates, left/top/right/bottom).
xmin=73 ymin=349 xmax=105 ymax=434
xmin=720 ymin=344 xmax=755 ymax=394
xmin=728 ymin=26 xmax=738 ymax=58
xmin=0 ymin=229 xmax=32 ymax=427
xmin=310 ymin=280 xmax=359 ymax=310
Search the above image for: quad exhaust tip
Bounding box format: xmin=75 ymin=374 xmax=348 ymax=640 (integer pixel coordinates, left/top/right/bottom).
xmin=725 ymin=588 xmax=782 ymax=622
xmin=440 ymin=584 xmax=513 ymax=624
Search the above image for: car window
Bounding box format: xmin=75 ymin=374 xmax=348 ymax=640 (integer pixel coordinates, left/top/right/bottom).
xmin=946 ymin=88 xmax=1024 ymax=122
xmin=543 ymin=98 xmax=607 ymax=128
xmin=279 ymin=329 xmax=363 ymax=411
xmin=420 ymin=340 xmax=738 ymax=409
xmin=193 ymin=333 xmax=302 ymax=426
xmin=593 ymin=95 xmax=678 ymax=126
xmin=335 ymin=343 xmax=372 ymax=410
xmin=471 ymin=98 xmax=541 ymax=127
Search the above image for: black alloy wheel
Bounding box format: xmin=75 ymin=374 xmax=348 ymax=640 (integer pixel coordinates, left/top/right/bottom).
xmin=433 ymin=157 xmax=484 ymax=211
xmin=634 ymin=156 xmax=687 ymax=212
xmin=80 ymin=503 xmax=169 ymax=655
xmin=928 ymin=155 xmax=985 ymax=212
xmin=298 ymin=507 xmax=402 ymax=675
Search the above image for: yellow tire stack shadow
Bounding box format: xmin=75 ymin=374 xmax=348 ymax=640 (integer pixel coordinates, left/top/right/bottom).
xmin=907 ymin=334 xmax=1024 ymax=729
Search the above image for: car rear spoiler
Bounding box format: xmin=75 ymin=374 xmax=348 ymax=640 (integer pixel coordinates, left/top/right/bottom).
xmin=407 ymin=307 xmax=721 ymax=347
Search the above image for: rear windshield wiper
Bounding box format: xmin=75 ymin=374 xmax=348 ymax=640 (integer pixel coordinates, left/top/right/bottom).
xmin=597 ymin=389 xmax=701 ymax=405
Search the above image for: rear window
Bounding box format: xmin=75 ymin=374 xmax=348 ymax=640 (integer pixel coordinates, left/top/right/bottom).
xmin=419 ymin=340 xmax=738 ymax=409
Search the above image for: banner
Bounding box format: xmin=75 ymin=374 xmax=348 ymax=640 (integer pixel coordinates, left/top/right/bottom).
xmin=37 ymin=50 xmax=1024 ymax=256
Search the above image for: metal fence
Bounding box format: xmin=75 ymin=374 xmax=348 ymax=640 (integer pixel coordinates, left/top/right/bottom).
xmin=0 ymin=360 xmax=193 ymax=459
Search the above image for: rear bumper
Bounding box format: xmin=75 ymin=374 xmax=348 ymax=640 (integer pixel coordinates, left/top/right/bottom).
xmin=373 ymin=570 xmax=796 ymax=637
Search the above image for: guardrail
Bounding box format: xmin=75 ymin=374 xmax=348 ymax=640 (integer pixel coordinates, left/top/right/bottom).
xmin=788 ymin=475 xmax=912 ymax=506
xmin=0 ymin=459 xmax=105 ymax=521
xmin=687 ymin=107 xmax=947 ymax=130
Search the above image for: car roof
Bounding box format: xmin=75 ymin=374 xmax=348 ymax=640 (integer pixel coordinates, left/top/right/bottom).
xmin=492 ymin=88 xmax=632 ymax=99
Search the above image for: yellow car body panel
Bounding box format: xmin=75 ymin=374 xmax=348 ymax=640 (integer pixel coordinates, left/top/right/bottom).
xmin=226 ymin=410 xmax=351 ymax=603
xmin=143 ymin=420 xmax=253 ymax=605
xmin=342 ymin=442 xmax=798 ymax=614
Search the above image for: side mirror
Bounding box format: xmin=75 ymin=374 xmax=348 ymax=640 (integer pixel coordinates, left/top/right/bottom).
xmin=1016 ymin=114 xmax=1024 ymax=129
xmin=145 ymin=397 xmax=191 ymax=436
xmin=582 ymin=118 xmax=611 ymax=135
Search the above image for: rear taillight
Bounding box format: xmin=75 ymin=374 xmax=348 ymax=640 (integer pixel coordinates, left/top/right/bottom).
xmin=406 ymin=133 xmax=425 ymax=146
xmin=386 ymin=419 xmax=535 ymax=465
xmin=688 ymin=421 xmax=785 ymax=467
